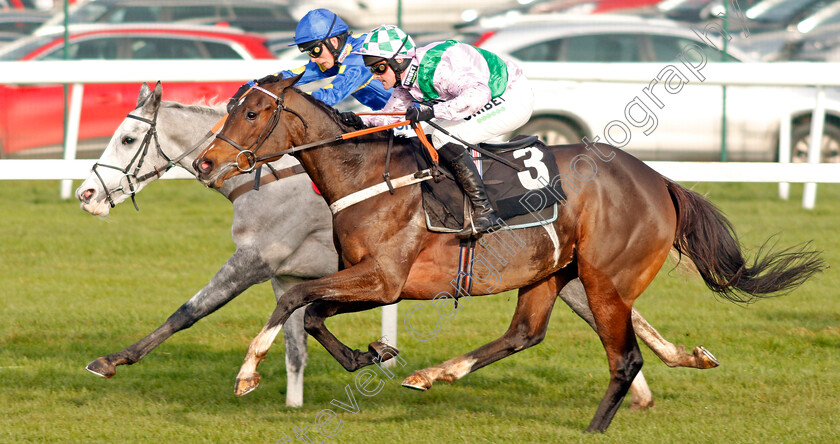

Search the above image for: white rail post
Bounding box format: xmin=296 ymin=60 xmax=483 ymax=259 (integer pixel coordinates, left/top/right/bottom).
xmin=778 ymin=111 xmax=791 ymax=200
xmin=802 ymin=86 xmax=826 ymax=210
xmin=381 ymin=304 xmax=398 ymax=368
xmin=60 ymin=83 xmax=84 ymax=200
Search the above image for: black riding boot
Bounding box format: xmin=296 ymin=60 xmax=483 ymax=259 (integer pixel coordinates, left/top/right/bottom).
xmin=438 ymin=143 xmax=502 ymax=238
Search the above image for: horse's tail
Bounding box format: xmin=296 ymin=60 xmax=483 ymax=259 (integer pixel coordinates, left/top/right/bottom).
xmin=664 ymin=179 xmax=825 ymax=304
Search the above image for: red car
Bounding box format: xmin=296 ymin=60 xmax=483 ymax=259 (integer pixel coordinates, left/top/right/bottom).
xmin=0 ymin=24 xmax=276 ymax=158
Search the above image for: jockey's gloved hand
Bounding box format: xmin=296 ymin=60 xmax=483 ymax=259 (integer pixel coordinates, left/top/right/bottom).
xmin=339 ymin=111 xmax=365 ymax=130
xmin=227 ymin=80 xmax=255 ymax=113
xmin=405 ymin=104 xmax=434 ymax=124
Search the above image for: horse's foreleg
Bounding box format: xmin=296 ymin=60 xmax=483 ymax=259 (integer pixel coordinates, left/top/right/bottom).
xmin=271 ymin=277 xmax=309 ymax=408
xmin=303 ymin=300 xmax=396 ymax=372
xmin=236 ymin=260 xmax=397 ymax=397
xmin=403 ymin=273 xmax=565 ymax=391
xmin=86 ymin=248 xmax=274 ymax=378
xmin=577 ymin=258 xmax=643 ymax=434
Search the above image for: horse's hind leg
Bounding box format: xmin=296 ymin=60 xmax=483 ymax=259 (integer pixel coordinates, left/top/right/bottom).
xmin=402 ymin=273 xmax=565 ymax=391
xmin=561 ymin=279 xmax=717 ymax=369
xmin=271 ymin=277 xmax=308 ymax=408
xmin=630 ymin=310 xmax=719 ymax=369
xmin=577 ymin=257 xmax=643 ymax=433
xmin=559 ymin=279 xmax=653 ymax=409
xmin=558 ymin=279 xmax=719 ymax=410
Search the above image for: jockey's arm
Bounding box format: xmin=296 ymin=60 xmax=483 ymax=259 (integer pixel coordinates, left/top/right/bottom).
xmin=307 ymin=65 xmax=372 ymax=107
xmin=360 ymin=88 xmax=414 ymax=127
xmin=235 ymin=60 xmax=332 ymax=96
xmin=427 ymin=48 xmax=494 ymax=120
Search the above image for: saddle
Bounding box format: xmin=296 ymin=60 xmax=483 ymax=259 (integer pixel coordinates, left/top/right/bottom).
xmin=412 ymin=135 xmax=565 ymax=233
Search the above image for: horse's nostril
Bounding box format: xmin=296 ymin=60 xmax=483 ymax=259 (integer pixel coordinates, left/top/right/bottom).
xmin=82 ymin=189 xmax=95 ymax=203
xmin=194 ymin=158 xmax=213 ymax=173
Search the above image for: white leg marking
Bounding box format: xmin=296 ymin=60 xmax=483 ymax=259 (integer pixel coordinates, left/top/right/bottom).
xmin=448 ymin=357 xmax=477 ymax=381
xmin=285 ymin=363 xmax=304 ymax=408
xmin=631 ymin=309 xmax=680 ymax=366
xmin=237 ymin=323 xmax=284 ymax=379
xmin=629 ymin=370 xmax=653 ymax=408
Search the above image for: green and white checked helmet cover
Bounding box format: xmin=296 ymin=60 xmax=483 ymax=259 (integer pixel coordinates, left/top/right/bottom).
xmin=354 ymin=25 xmax=415 ymax=59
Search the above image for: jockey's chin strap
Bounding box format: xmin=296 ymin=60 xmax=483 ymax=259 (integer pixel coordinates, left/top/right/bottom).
xmin=92 ymin=109 xmax=228 ymax=211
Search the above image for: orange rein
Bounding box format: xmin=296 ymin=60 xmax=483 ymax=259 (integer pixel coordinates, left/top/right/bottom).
xmin=352 ymin=112 xmax=438 ymax=163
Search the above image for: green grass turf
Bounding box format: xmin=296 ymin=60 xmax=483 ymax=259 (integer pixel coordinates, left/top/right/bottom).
xmin=0 ymin=180 xmax=837 ymax=443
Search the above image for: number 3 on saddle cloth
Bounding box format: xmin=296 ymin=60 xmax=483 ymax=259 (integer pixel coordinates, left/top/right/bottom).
xmin=412 ymin=135 xmax=566 ymax=234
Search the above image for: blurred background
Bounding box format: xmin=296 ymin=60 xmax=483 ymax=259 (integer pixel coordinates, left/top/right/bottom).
xmin=0 ymin=0 xmax=838 ymax=163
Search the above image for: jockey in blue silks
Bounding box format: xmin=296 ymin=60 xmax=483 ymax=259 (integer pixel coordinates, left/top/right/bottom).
xmin=228 ymin=9 xmax=391 ymax=113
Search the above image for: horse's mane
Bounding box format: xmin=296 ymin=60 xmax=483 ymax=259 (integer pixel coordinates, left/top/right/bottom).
xmin=161 ymin=100 xmax=225 ymax=115
xmin=290 ymin=86 xmax=391 ymax=142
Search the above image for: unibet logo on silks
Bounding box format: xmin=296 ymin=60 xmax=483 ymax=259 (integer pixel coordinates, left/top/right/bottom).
xmin=402 ymin=64 xmax=419 ymax=87
xmin=465 ymin=97 xmax=507 ymax=122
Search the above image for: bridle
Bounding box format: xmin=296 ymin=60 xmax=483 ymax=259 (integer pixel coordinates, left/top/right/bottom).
xmin=213 ymin=85 xmax=308 ymax=173
xmin=91 ymin=108 xmax=215 ymax=210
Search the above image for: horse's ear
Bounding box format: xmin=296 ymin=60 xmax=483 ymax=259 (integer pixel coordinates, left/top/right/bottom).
xmin=136 ymin=82 xmax=152 ymax=108
xmin=287 ymin=72 xmax=304 ymax=87
xmin=138 ymin=81 xmax=163 ymax=113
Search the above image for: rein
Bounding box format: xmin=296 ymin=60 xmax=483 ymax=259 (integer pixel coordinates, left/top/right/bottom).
xmin=92 ymin=109 xmax=227 ymax=210
xmin=219 ymin=86 xmax=439 ymax=172
xmin=214 ymin=86 xmax=454 ymax=214
xmin=250 ymin=120 xmax=420 ymax=165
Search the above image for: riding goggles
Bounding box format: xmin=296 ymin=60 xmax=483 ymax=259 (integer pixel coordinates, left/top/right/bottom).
xmin=299 ymin=41 xmax=323 ymax=58
xmin=368 ymin=60 xmax=389 ymax=75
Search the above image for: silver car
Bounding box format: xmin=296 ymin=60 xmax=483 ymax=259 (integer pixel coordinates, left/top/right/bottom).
xmin=473 ymin=14 xmax=840 ymax=162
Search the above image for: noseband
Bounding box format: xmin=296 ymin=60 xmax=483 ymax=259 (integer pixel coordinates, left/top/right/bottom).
xmin=214 ymin=85 xmax=308 ymax=173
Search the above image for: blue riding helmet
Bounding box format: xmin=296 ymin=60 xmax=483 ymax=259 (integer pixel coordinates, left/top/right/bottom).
xmin=290 ymin=9 xmax=349 ymax=47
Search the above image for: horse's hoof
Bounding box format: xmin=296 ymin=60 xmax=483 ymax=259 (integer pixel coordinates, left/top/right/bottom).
xmin=629 ymin=400 xmax=655 ymax=411
xmin=86 ymin=357 xmax=116 ymax=379
xmin=401 ymin=371 xmax=432 ymax=391
xmin=234 ymin=375 xmax=261 ymax=397
xmin=369 ymin=341 xmax=399 ymax=363
xmin=695 ymin=346 xmax=720 ymax=369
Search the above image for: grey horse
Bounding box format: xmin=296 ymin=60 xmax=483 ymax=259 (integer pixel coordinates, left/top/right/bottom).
xmin=76 ymin=83 xmax=718 ymax=409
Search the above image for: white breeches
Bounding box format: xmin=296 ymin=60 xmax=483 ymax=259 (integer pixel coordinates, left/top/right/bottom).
xmin=431 ymin=76 xmax=534 ymax=149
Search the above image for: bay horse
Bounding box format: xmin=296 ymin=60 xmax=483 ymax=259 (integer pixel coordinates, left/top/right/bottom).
xmin=192 ymin=76 xmax=824 ymax=432
xmin=75 ymin=83 xmax=714 ymax=410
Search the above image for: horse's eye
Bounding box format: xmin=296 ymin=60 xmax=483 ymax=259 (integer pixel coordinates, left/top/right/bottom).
xmin=121 ymin=136 xmax=135 ymax=145
xmin=246 ymin=111 xmax=258 ymax=120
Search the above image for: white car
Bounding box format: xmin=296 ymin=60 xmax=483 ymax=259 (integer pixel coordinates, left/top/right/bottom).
xmin=473 ymin=14 xmax=840 ymax=162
